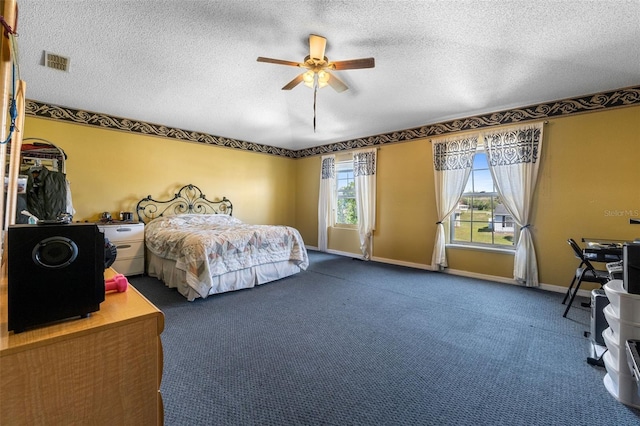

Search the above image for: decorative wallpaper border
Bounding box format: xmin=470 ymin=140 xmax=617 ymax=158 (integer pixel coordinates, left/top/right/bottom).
xmin=296 ymin=85 xmax=640 ymax=158
xmin=24 ymin=102 xmax=297 ymax=158
xmin=25 ymin=85 xmax=640 ymax=159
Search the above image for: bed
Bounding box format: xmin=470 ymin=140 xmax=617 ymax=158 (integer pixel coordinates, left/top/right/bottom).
xmin=135 ymin=184 xmax=309 ymax=301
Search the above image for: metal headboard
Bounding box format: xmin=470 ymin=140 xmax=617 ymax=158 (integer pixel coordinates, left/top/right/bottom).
xmin=136 ymin=184 xmax=232 ymax=222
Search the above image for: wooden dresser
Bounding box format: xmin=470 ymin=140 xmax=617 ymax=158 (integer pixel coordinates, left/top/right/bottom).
xmin=0 ymin=267 xmax=164 ymax=425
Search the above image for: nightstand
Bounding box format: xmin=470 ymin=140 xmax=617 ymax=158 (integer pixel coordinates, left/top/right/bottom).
xmin=97 ymin=222 xmax=145 ymax=276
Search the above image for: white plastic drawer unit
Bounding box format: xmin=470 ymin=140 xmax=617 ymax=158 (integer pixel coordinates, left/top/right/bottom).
xmin=110 ymin=239 xmax=144 ymax=259
xmin=100 ymin=223 xmax=145 ymax=242
xmin=97 ymin=222 xmax=145 ymax=276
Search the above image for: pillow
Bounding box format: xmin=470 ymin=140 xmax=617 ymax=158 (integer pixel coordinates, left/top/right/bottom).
xmin=180 ymin=214 xmax=241 ymax=225
xmin=150 ymin=213 xmax=242 ymax=228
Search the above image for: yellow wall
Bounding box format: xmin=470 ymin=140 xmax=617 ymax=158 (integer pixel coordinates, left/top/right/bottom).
xmin=294 ymin=156 xmax=319 ymax=245
xmin=24 ymin=117 xmax=297 ymax=226
xmin=375 ymin=141 xmax=434 ymax=264
xmin=328 ymin=227 xmax=361 ymax=254
xmin=294 ymin=141 xmax=435 ymax=262
xmin=294 ymin=105 xmax=640 ymax=288
xmin=533 ymin=106 xmax=640 ymax=288
xmin=23 ymin=104 xmax=640 ymax=290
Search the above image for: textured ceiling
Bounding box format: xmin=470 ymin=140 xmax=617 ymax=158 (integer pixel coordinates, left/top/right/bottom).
xmin=16 ymin=0 xmax=640 ymax=151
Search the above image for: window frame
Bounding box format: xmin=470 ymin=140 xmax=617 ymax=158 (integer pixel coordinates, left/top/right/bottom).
xmin=447 ymin=146 xmax=517 ymax=250
xmin=335 ymin=158 xmax=357 ymax=227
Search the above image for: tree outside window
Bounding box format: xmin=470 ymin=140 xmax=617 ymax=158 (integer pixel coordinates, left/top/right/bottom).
xmin=336 ymin=162 xmax=357 ymax=225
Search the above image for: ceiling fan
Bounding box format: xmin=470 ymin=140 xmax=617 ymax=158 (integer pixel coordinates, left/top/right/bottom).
xmin=257 ymin=34 xmax=374 ymax=93
xmin=257 ymin=34 xmax=375 ymax=131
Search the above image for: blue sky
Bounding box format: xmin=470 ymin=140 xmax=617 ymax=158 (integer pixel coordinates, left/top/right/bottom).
xmin=464 ymin=152 xmax=495 ymax=193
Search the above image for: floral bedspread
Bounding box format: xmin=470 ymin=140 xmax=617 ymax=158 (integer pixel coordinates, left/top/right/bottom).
xmin=145 ymin=214 xmax=309 ymax=297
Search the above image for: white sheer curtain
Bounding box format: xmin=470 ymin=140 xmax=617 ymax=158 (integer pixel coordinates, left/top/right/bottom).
xmin=317 ymin=154 xmax=335 ymax=252
xmin=354 ymin=148 xmax=377 ymax=260
xmin=483 ymin=122 xmax=544 ymax=287
xmin=431 ymin=135 xmax=478 ymax=270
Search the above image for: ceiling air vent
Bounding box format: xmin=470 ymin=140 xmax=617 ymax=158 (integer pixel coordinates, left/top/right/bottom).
xmin=44 ymin=51 xmax=70 ymax=72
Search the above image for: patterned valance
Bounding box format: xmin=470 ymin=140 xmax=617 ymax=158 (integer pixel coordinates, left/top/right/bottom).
xmin=25 ymin=85 xmax=639 ymax=159
xmin=483 ymin=124 xmax=542 ymax=166
xmin=432 ymin=136 xmax=478 ymax=171
xmin=320 ymin=156 xmax=335 ymax=179
xmin=353 ymin=150 xmax=376 ymax=177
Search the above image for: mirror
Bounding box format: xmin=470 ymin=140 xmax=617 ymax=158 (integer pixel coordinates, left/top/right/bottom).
xmin=5 ymin=138 xmax=69 ymax=223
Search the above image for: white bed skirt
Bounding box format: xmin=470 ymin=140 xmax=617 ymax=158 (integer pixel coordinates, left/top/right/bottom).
xmin=146 ymin=251 xmax=302 ymax=301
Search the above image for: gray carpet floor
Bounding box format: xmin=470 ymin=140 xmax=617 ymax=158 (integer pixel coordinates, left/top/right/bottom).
xmin=129 ymin=250 xmax=640 ymax=425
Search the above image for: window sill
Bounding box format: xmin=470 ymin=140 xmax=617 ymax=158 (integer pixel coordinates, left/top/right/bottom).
xmin=333 ymin=224 xmax=358 ymax=230
xmin=446 ymin=243 xmax=515 ymax=255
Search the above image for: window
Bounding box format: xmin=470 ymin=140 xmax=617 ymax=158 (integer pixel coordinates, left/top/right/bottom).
xmin=336 ymin=160 xmax=357 ymax=225
xmin=450 ymin=148 xmax=515 ymax=247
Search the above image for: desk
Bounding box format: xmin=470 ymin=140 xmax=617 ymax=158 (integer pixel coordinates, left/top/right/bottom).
xmin=582 ymin=237 xmax=625 ymax=263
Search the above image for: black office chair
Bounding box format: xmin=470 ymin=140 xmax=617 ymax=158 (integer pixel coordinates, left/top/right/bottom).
xmin=562 ymin=238 xmax=611 ymax=318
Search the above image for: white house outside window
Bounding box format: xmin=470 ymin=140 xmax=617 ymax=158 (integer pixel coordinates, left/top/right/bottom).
xmin=450 ymin=147 xmax=516 ymax=248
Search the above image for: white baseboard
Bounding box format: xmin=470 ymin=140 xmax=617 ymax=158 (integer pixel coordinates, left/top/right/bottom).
xmin=443 ymin=267 xmax=519 ymax=285
xmin=326 ymin=249 xmax=363 ymax=259
xmin=370 ymin=255 xmax=434 ymax=270
xmin=310 ymin=248 xmax=590 ymax=298
xmin=538 ymin=282 xmax=592 ymax=298
xmin=305 ymin=246 xmax=362 ymax=259
xmin=444 ymin=268 xmax=591 ymax=298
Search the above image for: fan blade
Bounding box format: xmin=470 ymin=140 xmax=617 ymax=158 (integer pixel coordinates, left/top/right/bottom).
xmin=330 ymin=57 xmax=375 ymax=70
xmin=257 ymin=57 xmax=302 ymax=67
xmin=282 ymin=73 xmax=305 ymax=90
xmin=326 ymin=72 xmax=348 ymax=93
xmin=309 ymin=34 xmax=326 ymax=61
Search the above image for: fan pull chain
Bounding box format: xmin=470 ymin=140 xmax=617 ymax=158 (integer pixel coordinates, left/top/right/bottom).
xmin=313 ymin=84 xmax=317 ymax=133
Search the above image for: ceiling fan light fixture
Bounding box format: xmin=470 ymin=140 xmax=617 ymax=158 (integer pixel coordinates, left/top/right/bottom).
xmin=318 ymin=70 xmax=330 ymax=88
xmin=303 ymin=70 xmax=315 ymax=88
xmin=257 ymin=34 xmax=375 ymax=130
